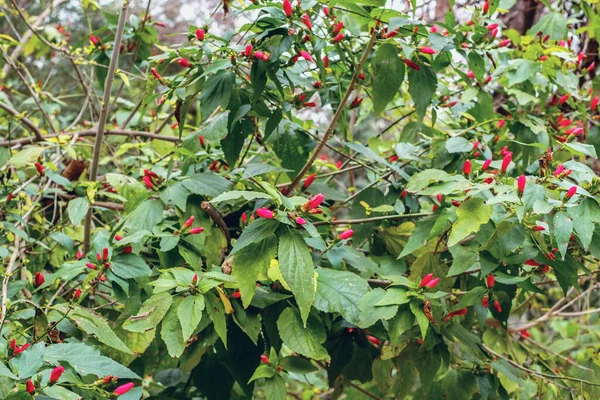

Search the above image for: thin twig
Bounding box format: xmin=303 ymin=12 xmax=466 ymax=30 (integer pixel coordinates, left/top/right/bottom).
xmin=312 ymin=213 xmax=432 ymax=226
xmin=0 ymin=101 xmax=43 ymax=141
xmin=285 ymin=32 xmax=377 ymax=194
xmin=83 ymin=0 xmax=130 ymax=252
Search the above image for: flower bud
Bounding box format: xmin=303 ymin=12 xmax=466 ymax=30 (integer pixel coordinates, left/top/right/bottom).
xmin=486 ymin=275 xmax=495 ymax=288
xmin=195 ymin=28 xmax=205 ymax=41
xmin=501 ymin=153 xmax=512 ymax=173
xmin=566 ymin=186 xmax=577 ymax=199
xmin=419 ymin=47 xmax=436 ymax=55
xmin=256 ymin=208 xmax=274 ymax=219
xmin=114 ymin=382 xmax=135 ymax=396
xmin=338 ymin=229 xmax=354 ymax=240
xmin=26 ymin=380 xmax=35 ymax=394
xmin=282 ymin=0 xmax=293 ymax=17
xmin=419 ymin=273 xmax=433 ymax=287
xmin=425 ymin=277 xmax=440 ymax=288
xmin=184 ymin=216 xmax=195 ymax=228
xmin=34 ymin=272 xmax=44 ymax=287
xmin=189 ymin=227 xmax=204 ymax=235
xmin=482 ymin=159 xmax=492 ymax=171
xmin=517 ymin=175 xmax=526 ymax=193
xmin=50 ymin=366 xmax=65 ymax=383
xmin=260 ymin=355 xmax=269 ymax=364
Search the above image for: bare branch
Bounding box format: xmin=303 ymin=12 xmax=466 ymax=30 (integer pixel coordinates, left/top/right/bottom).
xmin=83 ymin=0 xmax=130 ymax=252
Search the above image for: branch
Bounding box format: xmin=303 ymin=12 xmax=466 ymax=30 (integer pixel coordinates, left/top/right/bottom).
xmin=0 ymin=101 xmax=43 ymax=141
xmin=201 ymin=201 xmax=231 ymax=246
xmin=285 ymin=31 xmax=378 ymax=194
xmin=0 ymin=235 xmax=22 ymax=332
xmin=1 ymin=47 xmax=58 ymax=134
xmin=312 ymin=213 xmax=432 ymax=226
xmin=0 ymin=128 xmax=180 ymax=147
xmin=2 ymin=0 xmax=68 ymax=77
xmin=83 ymin=0 xmax=130 ymax=252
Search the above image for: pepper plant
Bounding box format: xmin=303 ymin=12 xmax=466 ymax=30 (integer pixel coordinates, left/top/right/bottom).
xmin=2 ymin=0 xmax=600 ymax=398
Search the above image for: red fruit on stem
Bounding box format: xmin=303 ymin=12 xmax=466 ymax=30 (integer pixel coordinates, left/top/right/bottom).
xmin=231 ymin=291 xmax=241 ymax=299
xmin=177 ymin=58 xmax=191 ymax=68
xmin=260 ymin=355 xmax=269 ymax=364
xmin=486 ymin=275 xmax=495 ymax=288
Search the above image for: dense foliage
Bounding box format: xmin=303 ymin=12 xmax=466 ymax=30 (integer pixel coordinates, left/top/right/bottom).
xmin=2 ymin=0 xmax=600 ymax=398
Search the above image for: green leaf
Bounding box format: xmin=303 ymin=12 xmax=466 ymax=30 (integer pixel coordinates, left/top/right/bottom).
xmin=231 ymin=218 xmax=280 ymax=255
xmin=528 ymin=12 xmax=567 ymax=41
xmin=44 ymin=343 xmax=140 ymax=379
xmin=55 ymin=304 xmax=132 ymax=354
xmin=211 ymin=190 xmax=271 ymax=204
xmin=67 ymin=197 xmax=89 ymax=225
xmin=232 ymin=301 xmax=262 ymax=344
xmin=263 ymin=375 xmax=287 ymax=400
xmin=314 ymin=269 xmax=370 ymax=325
xmin=408 ymin=63 xmax=437 ymax=120
xmin=122 ymin=292 xmax=173 ymax=333
xmin=160 ymin=181 xmax=190 ymax=211
xmin=564 ymin=142 xmax=598 ymax=158
xmin=266 ymin=121 xmax=313 ymax=175
xmin=358 ymin=288 xmax=399 ymax=328
xmin=199 ymin=71 xmax=235 ymax=119
xmin=277 ymin=307 xmax=330 ymax=361
xmin=10 ymin=342 xmax=44 ymax=378
xmin=409 ymin=299 xmax=429 ymax=339
xmin=124 ymin=199 xmax=164 ymax=233
xmin=467 ymin=52 xmax=485 ymax=80
xmin=375 ymin=288 xmax=410 ymax=306
xmin=110 ymin=253 xmax=152 ymax=279
xmin=178 ymin=295 xmax=205 ymax=341
xmin=277 ymin=227 xmax=316 ymax=325
xmin=160 ymin=297 xmax=186 ymax=357
xmin=448 ymin=198 xmax=493 ymax=247
xmin=372 ymin=44 xmax=404 ymax=116
xmin=553 ymin=212 xmax=573 ymax=259
xmin=205 ymin=291 xmax=228 ymax=348
xmin=399 ymin=217 xmax=436 ymax=258
xmin=445 ymin=137 xmax=473 ymax=153
xmin=232 ymin=235 xmax=277 ymax=308
xmin=248 ymin=364 xmax=275 ymax=383
xmin=279 ymin=356 xmax=318 ymax=374
xmin=182 ymin=173 xmax=233 ymax=198
xmin=447 ymin=242 xmax=479 ymax=276
xmin=10 ymin=146 xmax=43 ymax=168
